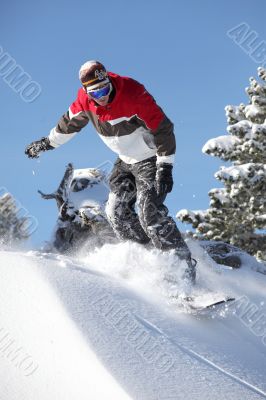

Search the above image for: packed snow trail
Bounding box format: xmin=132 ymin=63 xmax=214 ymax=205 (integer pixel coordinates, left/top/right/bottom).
xmin=0 ymin=241 xmax=266 ymax=399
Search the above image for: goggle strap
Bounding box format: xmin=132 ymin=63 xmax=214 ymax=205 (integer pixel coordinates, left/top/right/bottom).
xmin=82 ymin=71 xmax=108 ymax=86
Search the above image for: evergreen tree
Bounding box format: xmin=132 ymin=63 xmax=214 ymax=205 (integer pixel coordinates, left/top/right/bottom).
xmin=0 ymin=191 xmax=30 ymax=245
xmin=177 ymin=67 xmax=266 ymax=261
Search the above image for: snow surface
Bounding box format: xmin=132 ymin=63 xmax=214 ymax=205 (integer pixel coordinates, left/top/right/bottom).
xmin=1 ymin=241 xmax=266 ymax=399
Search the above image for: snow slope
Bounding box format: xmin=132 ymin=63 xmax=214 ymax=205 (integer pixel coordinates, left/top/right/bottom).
xmin=0 ymin=241 xmax=266 ymax=400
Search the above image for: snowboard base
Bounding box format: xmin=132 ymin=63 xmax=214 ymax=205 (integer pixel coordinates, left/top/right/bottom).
xmin=174 ymin=292 xmax=235 ymax=311
xmin=186 ymin=295 xmax=235 ymax=311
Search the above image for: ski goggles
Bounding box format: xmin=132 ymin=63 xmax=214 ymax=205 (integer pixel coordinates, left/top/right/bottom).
xmin=86 ymin=83 xmax=111 ymax=99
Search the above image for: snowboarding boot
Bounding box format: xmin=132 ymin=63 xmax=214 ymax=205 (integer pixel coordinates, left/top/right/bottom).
xmin=183 ymin=256 xmax=197 ymax=285
xmin=174 ymin=247 xmax=197 ymax=285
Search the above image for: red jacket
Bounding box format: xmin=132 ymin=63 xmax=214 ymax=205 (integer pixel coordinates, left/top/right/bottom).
xmin=48 ymin=72 xmax=176 ymax=164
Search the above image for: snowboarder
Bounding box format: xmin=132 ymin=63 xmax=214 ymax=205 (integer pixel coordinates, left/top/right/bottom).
xmin=25 ymin=60 xmax=197 ymax=283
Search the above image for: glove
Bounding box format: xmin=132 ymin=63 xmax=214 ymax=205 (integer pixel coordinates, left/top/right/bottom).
xmin=156 ymin=163 xmax=173 ymax=197
xmin=25 ymin=137 xmax=54 ymax=158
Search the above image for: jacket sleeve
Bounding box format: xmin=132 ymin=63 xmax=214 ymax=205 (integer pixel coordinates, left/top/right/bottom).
xmin=135 ymin=86 xmax=176 ymax=164
xmin=48 ymin=90 xmax=90 ymax=148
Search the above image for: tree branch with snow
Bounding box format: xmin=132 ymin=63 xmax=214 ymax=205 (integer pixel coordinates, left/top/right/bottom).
xmin=177 ymin=67 xmax=266 ymax=261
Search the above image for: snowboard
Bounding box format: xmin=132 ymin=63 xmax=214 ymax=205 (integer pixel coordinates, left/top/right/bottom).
xmin=171 ymin=289 xmax=235 ymax=312
xmin=181 ymin=292 xmax=235 ymax=311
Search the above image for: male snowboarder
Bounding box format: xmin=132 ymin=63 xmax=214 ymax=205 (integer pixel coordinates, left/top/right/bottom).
xmin=25 ymin=60 xmax=197 ymax=284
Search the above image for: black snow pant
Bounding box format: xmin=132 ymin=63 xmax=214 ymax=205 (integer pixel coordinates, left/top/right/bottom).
xmin=106 ymin=156 xmax=191 ymax=259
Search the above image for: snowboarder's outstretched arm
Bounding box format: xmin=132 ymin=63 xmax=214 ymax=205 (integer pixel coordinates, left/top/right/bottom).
xmin=25 ymin=91 xmax=90 ymax=158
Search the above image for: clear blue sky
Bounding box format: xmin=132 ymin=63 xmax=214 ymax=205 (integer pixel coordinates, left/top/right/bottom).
xmin=1 ymin=0 xmax=265 ymax=247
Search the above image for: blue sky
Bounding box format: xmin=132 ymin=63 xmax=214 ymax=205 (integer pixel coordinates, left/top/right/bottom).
xmin=1 ymin=0 xmax=265 ymax=246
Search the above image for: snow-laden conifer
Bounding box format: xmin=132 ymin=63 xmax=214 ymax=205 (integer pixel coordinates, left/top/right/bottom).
xmin=0 ymin=192 xmax=30 ymax=245
xmin=177 ymin=68 xmax=266 ymax=261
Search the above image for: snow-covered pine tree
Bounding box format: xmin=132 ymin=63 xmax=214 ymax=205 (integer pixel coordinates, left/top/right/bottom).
xmin=177 ymin=67 xmax=266 ymax=261
xmin=0 ymin=191 xmax=30 ymax=245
